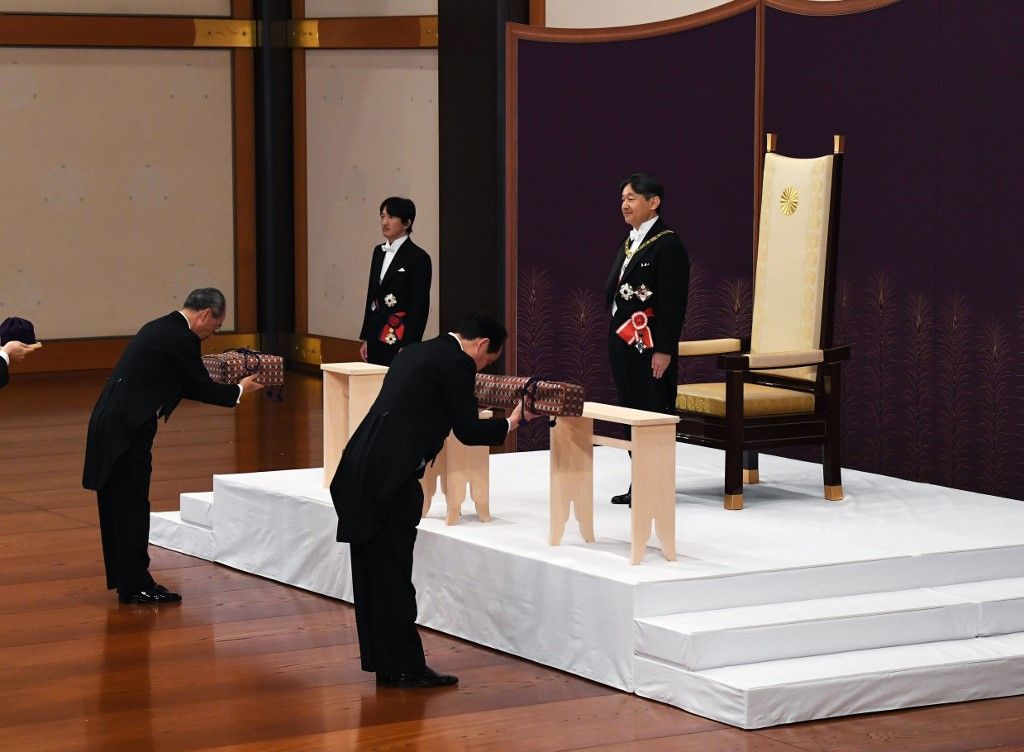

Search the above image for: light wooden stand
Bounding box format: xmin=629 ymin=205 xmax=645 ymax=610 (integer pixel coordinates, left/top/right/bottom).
xmin=421 ymin=409 xmax=494 ymax=525
xmin=320 ymin=362 xmax=388 ymax=487
xmin=550 ymin=402 xmax=679 ymax=565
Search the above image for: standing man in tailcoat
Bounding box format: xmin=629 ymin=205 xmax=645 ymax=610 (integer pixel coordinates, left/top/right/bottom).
xmin=83 ymin=288 xmax=263 ymax=604
xmin=332 ymin=314 xmax=534 ymax=688
xmin=604 ymin=173 xmax=690 ymax=506
xmin=359 ymin=196 xmax=432 ymax=366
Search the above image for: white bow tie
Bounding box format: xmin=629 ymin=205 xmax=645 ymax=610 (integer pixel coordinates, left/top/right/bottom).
xmin=382 ymin=242 xmax=395 ymax=253
xmin=628 ymin=229 xmax=640 ymax=246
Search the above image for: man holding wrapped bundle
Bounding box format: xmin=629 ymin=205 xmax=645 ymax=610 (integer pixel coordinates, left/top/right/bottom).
xmin=331 ymin=313 xmax=536 ymax=688
xmin=83 ymin=288 xmax=264 ymax=605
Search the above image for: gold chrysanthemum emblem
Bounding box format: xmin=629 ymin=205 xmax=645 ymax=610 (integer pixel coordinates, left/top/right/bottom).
xmin=780 ymin=186 xmax=799 ymax=216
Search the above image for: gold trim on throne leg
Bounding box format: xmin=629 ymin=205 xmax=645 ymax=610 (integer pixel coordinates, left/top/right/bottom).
xmin=825 ymin=485 xmax=844 ymax=501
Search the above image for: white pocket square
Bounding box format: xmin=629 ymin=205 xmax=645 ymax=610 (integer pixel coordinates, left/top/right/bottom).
xmin=640 ymin=262 xmax=651 ymax=267
xmin=397 ymin=268 xmax=406 ymax=272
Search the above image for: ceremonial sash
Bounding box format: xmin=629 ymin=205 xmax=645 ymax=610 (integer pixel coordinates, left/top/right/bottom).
xmin=616 ymin=309 xmax=654 ymax=353
xmin=378 ymin=311 xmax=406 ymax=345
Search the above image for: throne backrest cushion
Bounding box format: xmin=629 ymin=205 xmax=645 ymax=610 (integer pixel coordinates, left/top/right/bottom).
xmin=750 ymin=152 xmax=834 ymax=381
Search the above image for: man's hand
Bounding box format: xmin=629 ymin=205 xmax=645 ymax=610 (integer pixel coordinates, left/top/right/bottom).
xmin=2 ymin=341 xmax=42 ymax=363
xmin=359 ymin=341 xmax=368 ymax=362
xmin=507 ymin=400 xmax=541 ymax=429
xmin=651 ymin=352 xmax=671 ymax=379
xmin=238 ymin=374 xmax=265 ymax=394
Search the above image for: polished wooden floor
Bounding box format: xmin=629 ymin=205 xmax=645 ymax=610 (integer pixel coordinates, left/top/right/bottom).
xmin=2 ymin=370 xmax=1024 ymax=751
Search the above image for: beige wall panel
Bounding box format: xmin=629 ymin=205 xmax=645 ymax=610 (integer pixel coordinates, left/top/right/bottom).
xmin=306 ymin=49 xmax=438 ymax=342
xmin=545 ymin=0 xmax=732 ymax=27
xmin=0 ymin=0 xmax=230 ymax=14
xmin=305 ymin=0 xmax=436 ymax=18
xmin=545 ymin=0 xmax=837 ymax=27
xmin=0 ymin=48 xmax=234 ymax=338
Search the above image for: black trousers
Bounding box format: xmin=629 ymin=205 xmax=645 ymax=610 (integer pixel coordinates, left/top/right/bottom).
xmin=96 ymin=417 xmax=158 ymax=594
xmin=349 ymin=476 xmax=425 ymax=674
xmin=608 ymin=331 xmax=678 ymax=419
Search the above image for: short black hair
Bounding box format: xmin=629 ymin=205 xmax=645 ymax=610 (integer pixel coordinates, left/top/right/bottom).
xmin=619 ymin=173 xmax=664 ymax=214
xmin=183 ymin=288 xmax=226 ymax=318
xmin=454 ymin=313 xmax=507 ymax=354
xmin=379 ymin=196 xmax=416 ymax=233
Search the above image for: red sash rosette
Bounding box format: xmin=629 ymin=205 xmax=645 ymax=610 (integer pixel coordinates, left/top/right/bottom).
xmin=378 ymin=311 xmax=407 ymax=344
xmin=616 ymin=308 xmax=654 ymax=352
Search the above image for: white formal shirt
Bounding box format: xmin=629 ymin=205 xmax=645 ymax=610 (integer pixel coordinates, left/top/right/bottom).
xmin=0 ymin=349 xmax=8 ymax=366
xmin=450 ymin=332 xmax=512 ymax=435
xmin=179 ymin=310 xmax=243 ymax=403
xmin=612 ymin=214 xmax=660 ymax=315
xmin=379 ymin=234 xmax=408 ymax=281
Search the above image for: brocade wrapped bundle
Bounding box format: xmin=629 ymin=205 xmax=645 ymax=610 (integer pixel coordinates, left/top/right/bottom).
xmin=202 ymin=349 xmax=284 ymax=387
xmin=474 ymin=374 xmax=584 ymax=417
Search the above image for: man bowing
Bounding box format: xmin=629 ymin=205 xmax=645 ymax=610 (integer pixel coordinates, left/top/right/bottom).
xmin=331 ymin=313 xmax=535 ymax=688
xmin=83 ymin=288 xmax=263 ymax=604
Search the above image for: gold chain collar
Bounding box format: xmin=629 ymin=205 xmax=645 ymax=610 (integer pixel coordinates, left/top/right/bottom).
xmin=624 ymin=229 xmax=674 ymax=259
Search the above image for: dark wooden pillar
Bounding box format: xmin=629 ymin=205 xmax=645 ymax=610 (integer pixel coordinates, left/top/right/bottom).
xmin=438 ymin=0 xmax=529 ymax=343
xmin=254 ymin=0 xmax=295 ymax=354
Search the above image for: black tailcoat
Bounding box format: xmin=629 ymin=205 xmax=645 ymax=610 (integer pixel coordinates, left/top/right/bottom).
xmin=330 ymin=334 xmax=508 ymax=673
xmin=359 ymin=238 xmax=432 ymax=366
xmin=604 ymin=217 xmax=690 ymax=414
xmin=331 ymin=334 xmax=507 ymax=544
xmin=83 ymin=312 xmax=239 ymax=490
xmin=0 ymin=357 xmax=7 ymax=389
xmin=82 ymin=312 xmax=240 ymax=593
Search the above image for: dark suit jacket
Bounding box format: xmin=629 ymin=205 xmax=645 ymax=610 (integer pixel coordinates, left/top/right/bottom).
xmin=604 ymin=217 xmax=690 ymax=355
xmin=82 ymin=312 xmax=240 ymax=490
xmin=359 ymin=238 xmax=432 ymax=347
xmin=0 ymin=356 xmax=7 ymax=389
xmin=330 ymin=334 xmax=508 ymax=544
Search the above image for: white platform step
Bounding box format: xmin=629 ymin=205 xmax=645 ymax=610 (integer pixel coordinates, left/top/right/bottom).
xmin=150 ymin=511 xmax=216 ymax=560
xmin=932 ymin=577 xmax=1024 ymax=636
xmin=635 ymin=589 xmax=978 ymax=670
xmin=149 ymin=446 xmax=1024 ymax=727
xmin=179 ymin=491 xmax=214 ymax=528
xmin=634 ymin=631 xmax=1024 ymax=729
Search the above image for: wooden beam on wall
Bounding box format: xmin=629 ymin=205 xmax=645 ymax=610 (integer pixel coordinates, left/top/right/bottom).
xmin=289 ymin=16 xmax=438 ymax=49
xmin=765 ymin=0 xmax=901 ymax=15
xmin=753 ymin=0 xmax=765 ymax=265
xmin=233 ymin=0 xmax=258 ymax=332
xmin=0 ymin=15 xmax=255 ymax=48
xmin=292 ymin=0 xmax=309 ymax=335
xmin=529 ymin=0 xmax=546 ymax=27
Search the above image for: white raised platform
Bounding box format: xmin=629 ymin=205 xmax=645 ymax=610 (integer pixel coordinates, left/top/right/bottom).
xmin=150 ymin=444 xmax=1024 ymax=728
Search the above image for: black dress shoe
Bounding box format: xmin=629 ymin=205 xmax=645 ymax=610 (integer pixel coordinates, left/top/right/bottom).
xmin=118 ymin=584 xmax=182 ymax=604
xmin=610 ymin=492 xmax=632 ymax=507
xmin=376 ymin=665 xmax=458 ymax=688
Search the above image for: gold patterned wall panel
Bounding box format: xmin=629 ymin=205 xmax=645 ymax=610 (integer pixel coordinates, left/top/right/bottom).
xmin=0 ymin=47 xmax=235 ymax=338
xmin=305 ymin=48 xmax=439 ymax=342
